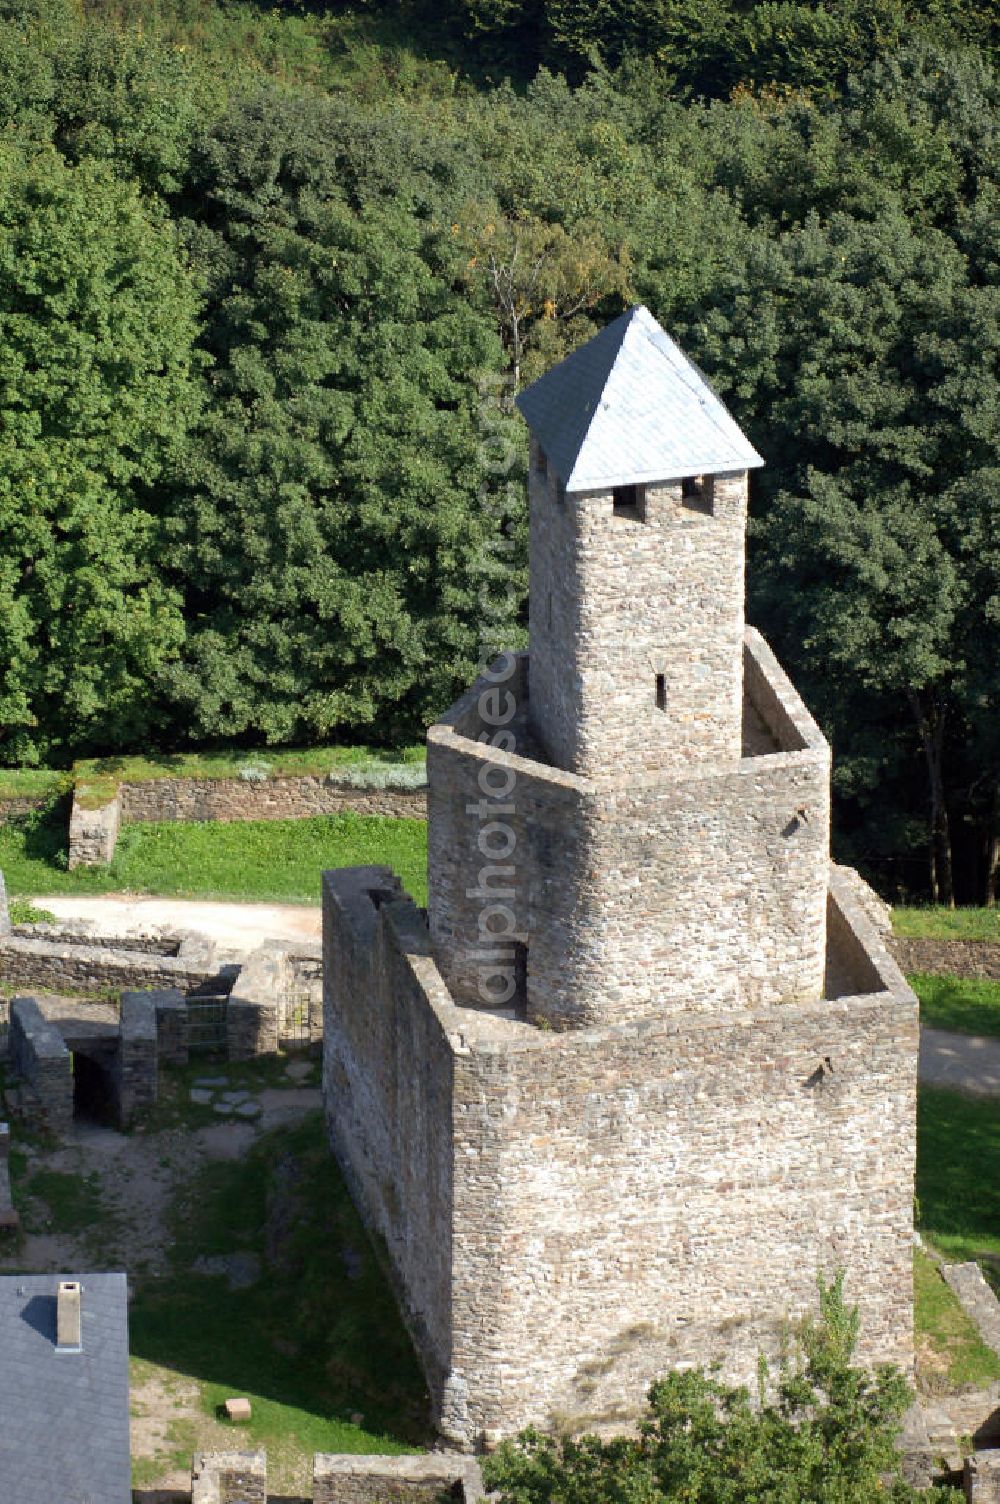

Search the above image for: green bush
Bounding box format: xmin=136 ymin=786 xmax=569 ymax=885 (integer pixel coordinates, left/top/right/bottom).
xmin=484 ymin=1274 xmax=961 ymax=1503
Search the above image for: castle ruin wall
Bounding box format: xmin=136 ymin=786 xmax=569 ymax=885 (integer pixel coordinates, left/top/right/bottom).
xmin=527 ymin=460 xmax=747 ymax=778
xmin=323 ymin=862 xmax=915 ymax=1449
xmin=428 ymin=631 xmax=829 ymax=1028
xmin=323 ymin=869 xmax=456 ymax=1396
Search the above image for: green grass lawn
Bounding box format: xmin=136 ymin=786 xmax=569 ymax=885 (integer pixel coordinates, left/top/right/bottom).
xmin=0 ymin=768 xmax=71 ymax=801
xmin=916 ymin=1082 xmax=1000 ymax=1380
xmin=913 ymin=1246 xmax=1000 ymax=1390
xmin=74 ymin=743 xmax=425 ymax=784
xmin=916 ymin=1086 xmax=1000 ymax=1266
xmin=0 ymin=805 xmax=428 ymax=906
xmin=911 ymin=973 xmax=1000 ymax=1037
xmin=915 ymin=1085 xmax=1000 ymax=1387
xmin=130 ymin=1111 xmax=429 ymax=1477
xmin=894 ymin=907 xmax=1000 ymax=942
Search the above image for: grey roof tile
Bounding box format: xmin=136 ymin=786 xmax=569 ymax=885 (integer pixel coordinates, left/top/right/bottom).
xmin=0 ymin=1272 xmax=131 ymax=1504
xmin=515 ymin=304 xmax=764 ymax=491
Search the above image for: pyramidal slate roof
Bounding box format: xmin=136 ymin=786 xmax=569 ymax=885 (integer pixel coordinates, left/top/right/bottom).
xmin=515 ymin=305 xmax=764 ymax=492
xmin=0 ymin=1273 xmax=131 ymax=1504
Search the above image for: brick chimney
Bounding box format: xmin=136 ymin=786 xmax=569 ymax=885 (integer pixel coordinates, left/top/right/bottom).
xmin=56 ymin=1280 xmax=82 ymax=1351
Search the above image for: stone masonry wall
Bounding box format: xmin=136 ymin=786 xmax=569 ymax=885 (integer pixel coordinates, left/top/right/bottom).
xmin=892 ymin=937 xmax=1000 ymax=981
xmin=312 ymin=1453 xmax=484 ymax=1503
xmin=119 ymin=775 xmax=426 ymax=824
xmin=67 ymin=793 xmax=119 ymax=868
xmin=0 ymin=1121 xmax=19 ymax=1231
xmin=428 ymin=630 xmax=829 ymax=1027
xmin=191 ymin=1450 xmax=267 ymax=1504
xmin=323 ymin=869 xmax=456 ymax=1398
xmin=9 ymin=997 xmax=72 ymax=1133
xmin=527 ymin=452 xmax=747 ymax=778
xmin=115 ymin=994 xmax=158 ymax=1126
xmin=446 ymin=891 xmax=915 ymax=1444
xmin=324 ymin=864 xmax=915 ymax=1450
xmin=0 ymin=934 xmax=217 ymax=997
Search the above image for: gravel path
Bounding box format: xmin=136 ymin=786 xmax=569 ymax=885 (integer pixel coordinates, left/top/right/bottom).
xmin=919 ymin=1027 xmax=1000 ymax=1096
xmin=31 ymin=894 xmax=320 ymax=951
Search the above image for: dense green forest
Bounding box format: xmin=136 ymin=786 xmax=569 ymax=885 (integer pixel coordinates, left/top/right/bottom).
xmin=0 ymin=0 xmax=998 ymax=904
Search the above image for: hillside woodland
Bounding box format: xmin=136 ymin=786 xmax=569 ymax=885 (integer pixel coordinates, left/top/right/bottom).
xmin=0 ymin=0 xmax=999 ymax=903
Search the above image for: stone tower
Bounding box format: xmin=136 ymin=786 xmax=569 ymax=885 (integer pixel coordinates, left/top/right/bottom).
xmin=323 ymin=306 xmax=918 ymax=1450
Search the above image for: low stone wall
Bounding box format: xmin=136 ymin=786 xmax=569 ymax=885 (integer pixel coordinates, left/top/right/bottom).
xmin=190 ymin=1450 xmax=483 ymax=1504
xmin=142 ymin=988 xmax=190 ymax=1065
xmin=68 ymin=772 xmax=427 ymax=867
xmin=313 ymin=1453 xmax=484 ymax=1503
xmin=191 ymin=1449 xmax=267 ymax=1504
xmin=893 ymin=937 xmax=1000 ymax=981
xmin=0 ymin=794 xmax=54 ymax=822
xmin=10 ymin=997 xmax=72 ymax=1133
xmin=120 ymin=774 xmax=427 ymax=825
xmin=0 ymin=1122 xmax=19 ymax=1231
xmin=0 ymin=931 xmax=219 ymax=998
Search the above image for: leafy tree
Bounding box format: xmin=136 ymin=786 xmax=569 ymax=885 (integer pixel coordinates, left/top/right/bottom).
xmin=0 ymin=145 xmax=204 ymax=765
xmin=162 ymin=90 xmax=522 ymax=747
xmin=484 ymin=1275 xmax=960 ymax=1504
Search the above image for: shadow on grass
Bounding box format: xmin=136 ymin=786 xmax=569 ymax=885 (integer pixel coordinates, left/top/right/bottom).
xmin=917 ymin=1086 xmax=1000 ymax=1257
xmin=912 ymin=972 xmax=1000 ymax=1037
xmin=129 ymin=1113 xmax=430 ymax=1452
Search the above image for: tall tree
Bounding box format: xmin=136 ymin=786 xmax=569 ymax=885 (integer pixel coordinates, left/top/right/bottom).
xmin=163 ymin=90 xmax=522 ymax=747
xmin=0 ymin=145 xmax=203 ymax=764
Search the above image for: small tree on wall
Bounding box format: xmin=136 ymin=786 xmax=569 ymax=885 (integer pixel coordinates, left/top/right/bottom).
xmin=483 ymin=1274 xmax=961 ymax=1504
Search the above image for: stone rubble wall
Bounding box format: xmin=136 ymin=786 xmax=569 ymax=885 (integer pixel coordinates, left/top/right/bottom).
xmin=966 ymin=1450 xmax=1000 ymax=1502
xmin=190 ymin=1449 xmax=483 ymax=1504
xmin=144 ymin=987 xmax=189 ymax=1065
xmin=0 ymin=795 xmax=55 ymax=822
xmin=312 ymin=1452 xmax=484 ymax=1502
xmin=221 ymin=940 xmax=323 ymax=1057
xmin=892 ymin=937 xmax=1000 ymax=982
xmin=0 ymin=932 xmax=218 ymax=997
xmin=324 ymin=862 xmax=916 ymax=1450
xmin=9 ymin=997 xmax=73 ymax=1134
xmin=943 ymin=1264 xmax=1000 ymax=1358
xmin=191 ymin=1449 xmax=267 ymax=1504
xmin=119 ymin=774 xmax=426 ymax=825
xmin=67 ymin=773 xmax=427 ymax=868
xmin=428 ymin=629 xmax=829 ymax=1028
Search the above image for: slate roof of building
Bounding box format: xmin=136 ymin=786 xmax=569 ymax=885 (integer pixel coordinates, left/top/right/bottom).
xmin=515 ymin=304 xmax=764 ymax=491
xmin=0 ymin=1272 xmax=131 ymax=1504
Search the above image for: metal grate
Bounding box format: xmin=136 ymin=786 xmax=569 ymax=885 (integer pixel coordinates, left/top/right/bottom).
xmin=185 ymin=997 xmax=228 ymax=1053
xmin=279 ymin=997 xmax=312 ymax=1049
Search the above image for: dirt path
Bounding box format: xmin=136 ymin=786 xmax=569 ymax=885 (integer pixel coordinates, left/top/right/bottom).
xmin=919 ymin=1027 xmax=1000 ymax=1096
xmin=32 ymin=894 xmax=320 ymax=951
